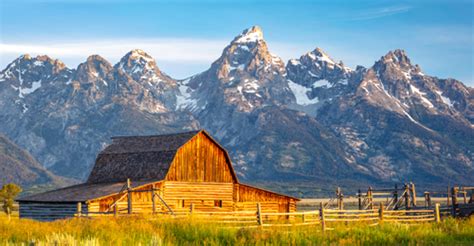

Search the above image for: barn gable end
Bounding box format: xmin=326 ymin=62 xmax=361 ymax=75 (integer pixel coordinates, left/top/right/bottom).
xmin=166 ymin=131 xmax=238 ymax=183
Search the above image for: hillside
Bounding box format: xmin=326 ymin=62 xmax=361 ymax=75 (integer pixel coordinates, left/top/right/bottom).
xmin=0 ymin=134 xmax=73 ymax=191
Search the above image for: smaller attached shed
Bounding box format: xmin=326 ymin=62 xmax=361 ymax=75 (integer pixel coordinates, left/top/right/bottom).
xmin=17 ymin=130 xmax=299 ymax=221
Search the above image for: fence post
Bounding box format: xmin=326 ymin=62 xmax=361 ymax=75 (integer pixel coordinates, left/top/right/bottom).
xmin=404 ymin=184 xmax=410 ymax=209
xmin=411 ymin=183 xmax=417 ymax=207
xmin=434 ymin=203 xmax=440 ymax=223
xmin=424 ymin=192 xmax=431 ymax=208
xmin=320 ymin=202 xmax=326 ymax=232
xmin=337 ymin=187 xmax=344 ymax=210
xmin=114 ymin=205 xmax=117 ymax=217
xmin=336 ymin=187 xmax=340 ymax=210
xmin=302 ymin=212 xmax=306 ymax=223
xmin=447 ymin=185 xmax=450 ymax=207
xmin=394 ymin=184 xmax=398 ymax=210
xmin=368 ymin=186 xmax=373 ymax=209
xmin=152 ymin=183 xmax=156 ymax=214
xmin=127 ymin=178 xmax=132 ymax=215
xmin=77 ymin=202 xmax=82 ymax=217
xmin=257 ymin=203 xmax=263 ymax=226
xmin=358 ymin=189 xmax=362 ymax=210
xmin=451 ymin=187 xmax=457 ymax=216
xmin=379 ymin=202 xmax=384 ymax=223
xmin=190 ymin=203 xmax=194 ymax=216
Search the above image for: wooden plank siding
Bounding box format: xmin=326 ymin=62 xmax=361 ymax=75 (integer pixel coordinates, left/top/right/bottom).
xmin=19 ymin=202 xmax=87 ymax=221
xmin=165 ymin=132 xmax=235 ymax=183
xmin=234 ymin=184 xmax=297 ymax=214
xmin=163 ymin=181 xmax=234 ymax=212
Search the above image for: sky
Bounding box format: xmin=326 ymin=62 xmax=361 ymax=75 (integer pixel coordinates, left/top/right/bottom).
xmin=0 ymin=0 xmax=472 ymax=85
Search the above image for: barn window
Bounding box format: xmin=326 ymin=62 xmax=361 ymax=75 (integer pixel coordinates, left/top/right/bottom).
xmin=177 ymin=199 xmax=185 ymax=208
xmin=214 ymin=200 xmax=222 ymax=208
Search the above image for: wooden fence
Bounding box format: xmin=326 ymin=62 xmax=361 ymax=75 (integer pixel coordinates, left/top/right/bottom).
xmin=74 ymin=202 xmax=441 ymax=230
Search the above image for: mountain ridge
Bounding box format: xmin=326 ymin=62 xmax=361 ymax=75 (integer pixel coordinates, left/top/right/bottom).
xmin=0 ymin=26 xmax=472 ymax=194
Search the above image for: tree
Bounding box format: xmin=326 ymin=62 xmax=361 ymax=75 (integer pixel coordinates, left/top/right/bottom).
xmin=0 ymin=183 xmax=22 ymax=215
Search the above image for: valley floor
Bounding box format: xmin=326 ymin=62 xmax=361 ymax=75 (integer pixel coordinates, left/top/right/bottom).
xmin=1 ymin=212 xmax=473 ymax=245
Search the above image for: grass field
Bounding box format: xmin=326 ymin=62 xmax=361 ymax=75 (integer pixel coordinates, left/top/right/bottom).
xmin=1 ymin=212 xmax=474 ymax=245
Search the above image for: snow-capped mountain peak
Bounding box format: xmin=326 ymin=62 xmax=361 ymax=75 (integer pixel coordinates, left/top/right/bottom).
xmin=0 ymin=54 xmax=70 ymax=97
xmin=233 ymin=26 xmax=264 ymax=44
xmin=308 ymin=47 xmax=336 ymax=65
xmin=114 ymin=49 xmax=168 ymax=84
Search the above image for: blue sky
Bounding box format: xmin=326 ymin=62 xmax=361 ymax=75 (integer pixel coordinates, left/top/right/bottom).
xmin=0 ymin=0 xmax=472 ymax=85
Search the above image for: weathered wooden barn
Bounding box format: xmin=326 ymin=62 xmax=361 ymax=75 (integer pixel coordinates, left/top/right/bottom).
xmin=17 ymin=130 xmax=298 ymax=221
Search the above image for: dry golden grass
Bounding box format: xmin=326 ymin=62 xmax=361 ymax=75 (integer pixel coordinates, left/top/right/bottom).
xmin=1 ymin=212 xmax=473 ymax=245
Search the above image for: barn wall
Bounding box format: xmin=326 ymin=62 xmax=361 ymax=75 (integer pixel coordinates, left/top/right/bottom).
xmin=88 ymin=182 xmax=163 ymax=214
xmin=162 ymin=181 xmax=234 ymax=212
xmin=166 ymin=132 xmax=235 ymax=183
xmin=19 ymin=202 xmax=87 ymax=221
xmin=234 ymin=184 xmax=297 ymax=213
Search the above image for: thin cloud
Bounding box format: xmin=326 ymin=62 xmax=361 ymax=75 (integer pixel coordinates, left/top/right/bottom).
xmin=0 ymin=38 xmax=228 ymax=64
xmin=0 ymin=38 xmax=319 ymax=78
xmin=0 ymin=38 xmax=321 ymax=67
xmin=342 ymin=5 xmax=413 ymax=21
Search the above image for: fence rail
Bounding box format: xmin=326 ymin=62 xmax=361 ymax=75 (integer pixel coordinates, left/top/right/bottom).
xmin=73 ymin=202 xmax=442 ymax=230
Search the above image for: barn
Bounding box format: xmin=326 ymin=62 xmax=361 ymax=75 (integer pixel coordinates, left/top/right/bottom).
xmin=17 ymin=130 xmax=298 ymax=221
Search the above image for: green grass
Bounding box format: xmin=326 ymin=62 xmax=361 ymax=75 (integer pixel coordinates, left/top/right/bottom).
xmin=1 ymin=213 xmax=473 ymax=245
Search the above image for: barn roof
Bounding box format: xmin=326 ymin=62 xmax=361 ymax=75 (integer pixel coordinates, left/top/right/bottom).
xmin=87 ymin=130 xmax=201 ymax=183
xmin=17 ymin=181 xmax=156 ymax=202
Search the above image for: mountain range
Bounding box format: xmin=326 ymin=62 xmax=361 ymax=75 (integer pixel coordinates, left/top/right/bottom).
xmin=0 ymin=26 xmax=472 ymax=196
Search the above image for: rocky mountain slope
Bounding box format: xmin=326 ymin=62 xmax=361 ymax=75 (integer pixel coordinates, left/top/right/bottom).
xmin=0 ymin=134 xmax=70 ymax=188
xmin=0 ymin=26 xmax=472 ymax=194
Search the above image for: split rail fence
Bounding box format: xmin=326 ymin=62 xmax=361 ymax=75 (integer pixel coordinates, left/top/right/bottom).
xmin=75 ymin=202 xmax=441 ymax=230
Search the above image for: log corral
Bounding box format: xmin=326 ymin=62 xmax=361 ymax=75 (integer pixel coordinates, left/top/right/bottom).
xmin=17 ymin=130 xmax=298 ymax=221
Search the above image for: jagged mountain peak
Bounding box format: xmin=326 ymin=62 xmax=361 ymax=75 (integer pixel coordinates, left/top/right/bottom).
xmin=212 ymin=26 xmax=286 ymax=81
xmin=383 ymin=49 xmax=410 ymax=63
xmin=376 ymin=49 xmax=422 ymax=73
xmin=121 ymin=49 xmax=155 ymax=65
xmin=286 ymin=47 xmax=353 ymax=107
xmin=3 ymin=54 xmax=67 ymax=73
xmin=288 ymin=47 xmax=351 ymax=73
xmin=372 ymin=49 xmax=424 ymax=84
xmin=307 ymin=47 xmax=336 ymax=64
xmin=0 ymin=54 xmax=70 ymax=100
xmin=118 ymin=49 xmax=157 ymax=72
xmin=74 ymin=55 xmax=112 ymax=83
xmin=114 ymin=49 xmax=172 ymax=86
xmin=181 ymin=26 xmax=292 ymax=113
xmin=232 ymin=25 xmax=264 ymax=44
xmin=85 ymin=54 xmax=111 ymax=64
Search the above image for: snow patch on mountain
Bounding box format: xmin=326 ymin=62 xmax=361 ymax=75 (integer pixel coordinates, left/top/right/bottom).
xmin=435 ymin=90 xmax=454 ymax=107
xmin=33 ymin=61 xmax=44 ymax=66
xmin=11 ymin=79 xmax=42 ymax=98
xmin=287 ymin=79 xmax=319 ymax=105
xmin=312 ymin=79 xmax=331 ymax=88
xmin=176 ymin=79 xmax=197 ymax=110
xmin=410 ymin=84 xmax=434 ymax=108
